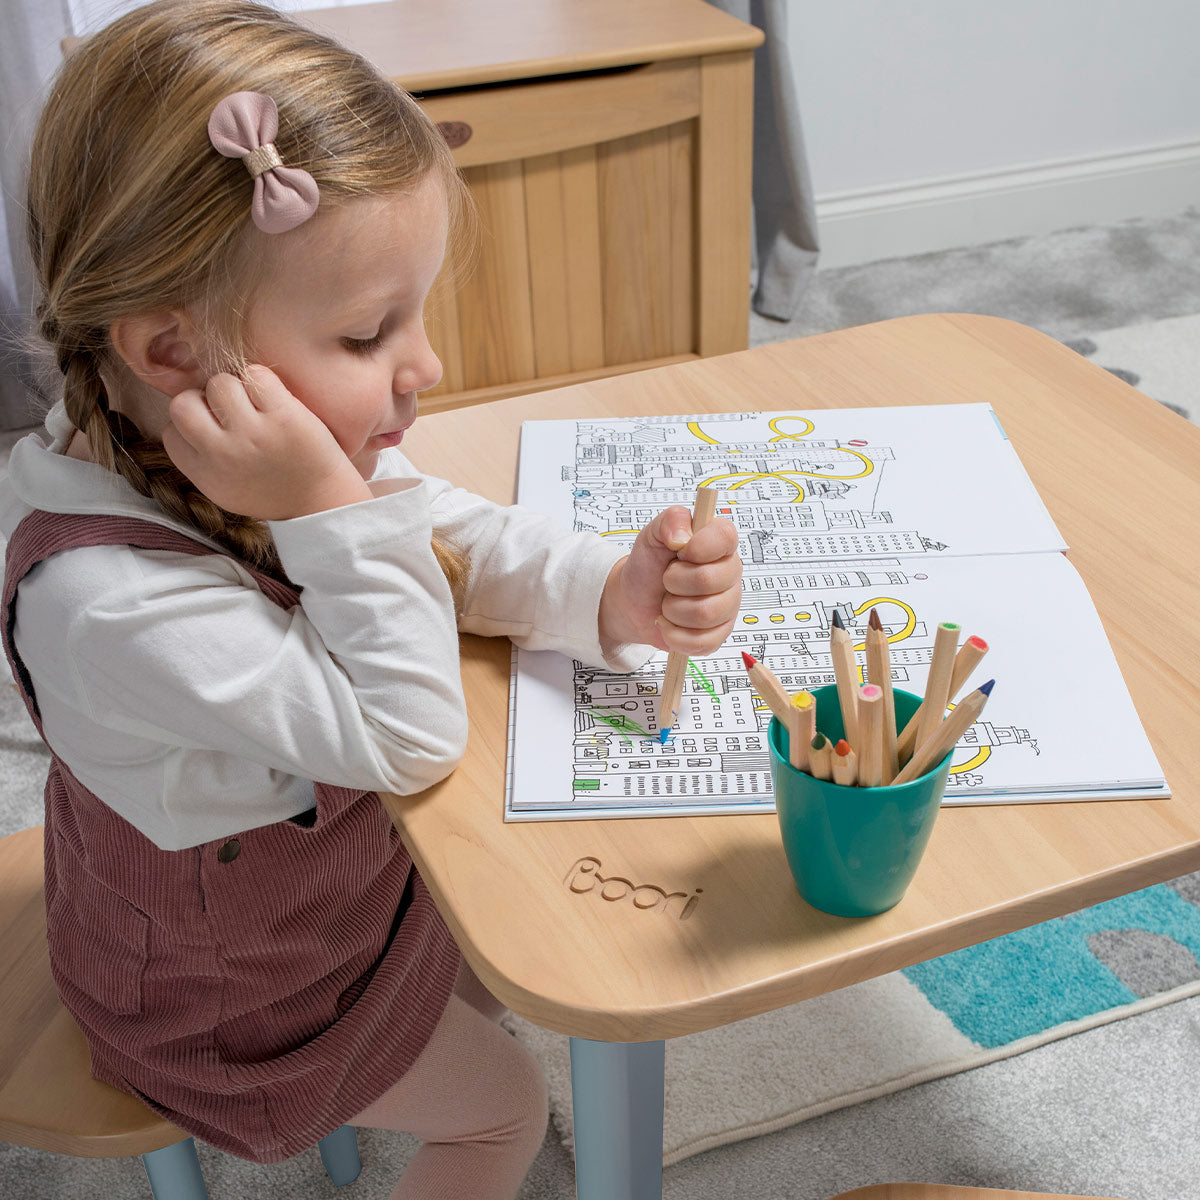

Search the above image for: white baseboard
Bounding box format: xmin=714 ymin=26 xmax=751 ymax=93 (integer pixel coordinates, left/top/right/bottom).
xmin=814 ymin=139 xmax=1200 ymax=269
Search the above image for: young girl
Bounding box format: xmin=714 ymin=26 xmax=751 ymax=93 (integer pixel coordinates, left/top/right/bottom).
xmin=2 ymin=2 xmax=742 ymax=1197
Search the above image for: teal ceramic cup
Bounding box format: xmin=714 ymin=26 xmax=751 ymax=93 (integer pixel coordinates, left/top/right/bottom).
xmin=769 ymin=684 xmax=952 ymax=917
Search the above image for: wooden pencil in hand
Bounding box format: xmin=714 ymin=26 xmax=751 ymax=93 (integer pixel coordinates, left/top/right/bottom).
xmin=657 ymin=485 xmax=718 ymax=741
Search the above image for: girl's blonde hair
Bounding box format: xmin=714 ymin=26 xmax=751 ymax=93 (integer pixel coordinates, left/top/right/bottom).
xmin=27 ymin=0 xmax=469 ymax=596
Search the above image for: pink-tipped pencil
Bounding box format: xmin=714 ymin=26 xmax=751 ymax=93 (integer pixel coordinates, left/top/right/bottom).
xmin=857 ymin=682 xmax=885 ymax=788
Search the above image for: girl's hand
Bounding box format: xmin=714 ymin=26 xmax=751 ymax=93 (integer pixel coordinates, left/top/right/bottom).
xmin=599 ymin=506 xmax=742 ymax=654
xmin=161 ymin=365 xmax=372 ymax=519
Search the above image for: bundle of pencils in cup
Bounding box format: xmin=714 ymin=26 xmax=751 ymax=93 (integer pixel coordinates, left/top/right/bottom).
xmin=742 ymin=609 xmax=993 ymax=788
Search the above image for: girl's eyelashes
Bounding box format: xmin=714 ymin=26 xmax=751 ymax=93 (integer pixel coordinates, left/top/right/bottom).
xmin=341 ymin=333 xmax=383 ymax=356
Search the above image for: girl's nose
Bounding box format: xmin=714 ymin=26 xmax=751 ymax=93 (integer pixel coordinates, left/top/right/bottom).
xmin=398 ymin=324 xmax=443 ymax=395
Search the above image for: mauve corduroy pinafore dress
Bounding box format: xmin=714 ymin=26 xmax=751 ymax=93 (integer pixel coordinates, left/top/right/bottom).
xmin=2 ymin=509 xmax=461 ymax=1162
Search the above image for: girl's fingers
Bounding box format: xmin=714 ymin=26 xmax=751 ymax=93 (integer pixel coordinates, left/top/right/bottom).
xmin=674 ymin=517 xmax=739 ymax=563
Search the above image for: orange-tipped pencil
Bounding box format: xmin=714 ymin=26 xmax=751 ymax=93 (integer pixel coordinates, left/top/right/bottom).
xmin=865 ymin=608 xmax=899 ymax=782
xmin=657 ymin=486 xmax=718 ymax=741
xmin=829 ymin=610 xmax=859 ymax=747
xmin=897 ymin=633 xmax=988 ymax=762
xmin=893 ymin=679 xmax=994 ymax=785
xmin=857 ymin=682 xmax=885 ymax=788
xmin=831 ymin=737 xmax=858 ymax=786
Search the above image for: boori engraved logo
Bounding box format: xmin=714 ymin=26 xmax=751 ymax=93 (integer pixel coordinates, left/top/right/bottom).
xmin=563 ymin=856 xmax=702 ymax=920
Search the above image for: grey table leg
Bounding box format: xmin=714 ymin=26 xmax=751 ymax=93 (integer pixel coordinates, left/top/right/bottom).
xmin=568 ymin=1037 xmax=665 ymax=1200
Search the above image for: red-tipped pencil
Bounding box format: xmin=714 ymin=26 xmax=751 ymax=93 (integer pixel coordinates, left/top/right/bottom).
xmin=742 ymin=652 xmax=804 ymax=768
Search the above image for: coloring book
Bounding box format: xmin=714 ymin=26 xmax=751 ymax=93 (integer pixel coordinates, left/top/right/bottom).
xmin=505 ymin=403 xmax=1168 ymax=820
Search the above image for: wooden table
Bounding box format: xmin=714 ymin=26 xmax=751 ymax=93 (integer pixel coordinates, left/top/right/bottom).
xmin=302 ymin=0 xmax=761 ymax=411
xmin=382 ymin=314 xmax=1200 ymax=1199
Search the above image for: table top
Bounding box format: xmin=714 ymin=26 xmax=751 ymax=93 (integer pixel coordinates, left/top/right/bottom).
xmin=382 ymin=314 xmax=1200 ymax=1042
xmin=299 ymin=0 xmax=762 ymax=93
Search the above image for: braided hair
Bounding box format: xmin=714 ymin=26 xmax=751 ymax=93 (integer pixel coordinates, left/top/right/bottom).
xmin=27 ymin=0 xmax=469 ymax=595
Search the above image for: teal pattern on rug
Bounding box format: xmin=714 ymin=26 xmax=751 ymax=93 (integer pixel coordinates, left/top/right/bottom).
xmin=902 ymin=880 xmax=1200 ymax=1048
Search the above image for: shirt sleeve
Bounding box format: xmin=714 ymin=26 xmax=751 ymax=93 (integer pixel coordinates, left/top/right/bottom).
xmin=413 ymin=463 xmax=655 ymax=674
xmin=14 ymin=482 xmax=468 ymax=848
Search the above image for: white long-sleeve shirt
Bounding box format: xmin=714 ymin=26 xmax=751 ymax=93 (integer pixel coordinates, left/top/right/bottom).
xmin=1 ymin=403 xmax=650 ymax=850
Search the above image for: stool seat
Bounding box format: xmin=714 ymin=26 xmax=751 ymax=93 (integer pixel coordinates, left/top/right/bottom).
xmin=832 ymin=1186 xmax=1126 ymax=1200
xmin=0 ymin=824 xmax=360 ymax=1197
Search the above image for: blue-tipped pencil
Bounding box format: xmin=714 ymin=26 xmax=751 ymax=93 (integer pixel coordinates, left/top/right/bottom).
xmin=656 ymin=486 xmax=718 ymax=742
xmin=892 ymin=679 xmax=994 ymax=785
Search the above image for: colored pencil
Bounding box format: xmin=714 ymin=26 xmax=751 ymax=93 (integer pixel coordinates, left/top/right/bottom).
xmin=865 ymin=608 xmax=899 ymax=783
xmin=857 ymin=683 xmax=885 ymax=788
xmin=831 ymin=737 xmax=858 ymax=786
xmin=892 ymin=679 xmax=994 ymax=785
xmin=897 ymin=633 xmax=989 ymax=761
xmin=912 ymin=621 xmax=961 ymax=750
xmin=809 ymin=733 xmax=833 ymax=781
xmin=791 ymin=690 xmax=816 ymax=772
xmin=829 ymin=609 xmax=859 ymax=747
xmin=742 ymin=651 xmax=804 ymax=767
xmin=657 ymin=486 xmax=718 ymax=741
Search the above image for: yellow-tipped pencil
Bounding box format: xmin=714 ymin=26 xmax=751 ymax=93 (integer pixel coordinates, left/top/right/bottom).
xmin=791 ymin=690 xmax=816 ymax=772
xmin=657 ymin=486 xmax=718 ymax=741
xmin=865 ymin=607 xmax=899 ymax=783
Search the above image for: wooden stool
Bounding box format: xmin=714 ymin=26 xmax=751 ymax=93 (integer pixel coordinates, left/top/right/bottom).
xmin=0 ymin=825 xmax=361 ymax=1198
xmin=831 ymin=1186 xmax=1127 ymax=1200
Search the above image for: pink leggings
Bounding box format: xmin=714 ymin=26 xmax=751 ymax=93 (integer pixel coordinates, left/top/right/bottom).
xmin=349 ymin=960 xmax=549 ymax=1200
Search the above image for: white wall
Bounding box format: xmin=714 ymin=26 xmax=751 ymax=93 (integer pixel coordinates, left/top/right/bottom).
xmin=788 ymin=0 xmax=1200 ymax=266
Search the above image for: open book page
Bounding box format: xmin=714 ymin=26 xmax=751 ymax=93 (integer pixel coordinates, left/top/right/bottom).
xmin=504 ymin=405 xmax=1166 ymax=820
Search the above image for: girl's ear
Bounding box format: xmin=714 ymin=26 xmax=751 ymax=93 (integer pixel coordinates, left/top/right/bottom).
xmin=108 ymin=311 xmax=208 ymax=395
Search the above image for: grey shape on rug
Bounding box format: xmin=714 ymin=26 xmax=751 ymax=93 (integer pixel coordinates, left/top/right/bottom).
xmin=1086 ymin=928 xmax=1200 ymax=998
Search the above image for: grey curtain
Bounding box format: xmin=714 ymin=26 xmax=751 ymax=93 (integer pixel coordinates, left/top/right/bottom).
xmin=0 ymin=0 xmax=73 ymax=431
xmin=706 ymin=0 xmax=821 ymax=321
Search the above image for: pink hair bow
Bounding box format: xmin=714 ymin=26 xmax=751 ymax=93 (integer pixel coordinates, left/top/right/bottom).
xmin=207 ymin=91 xmax=319 ymax=234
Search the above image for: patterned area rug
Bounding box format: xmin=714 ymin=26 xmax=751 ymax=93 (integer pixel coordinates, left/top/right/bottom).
xmin=1063 ymin=313 xmax=1200 ymax=425
xmin=508 ymin=871 xmax=1200 ymax=1166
